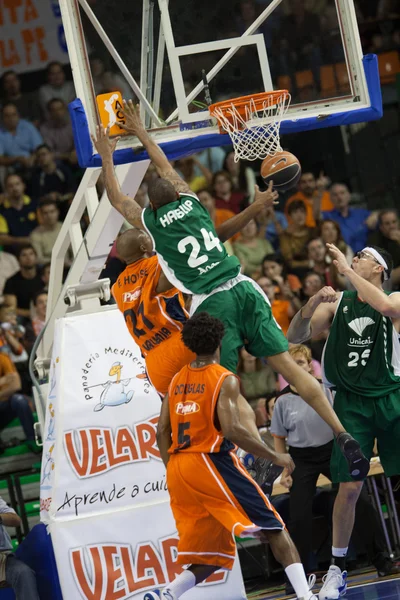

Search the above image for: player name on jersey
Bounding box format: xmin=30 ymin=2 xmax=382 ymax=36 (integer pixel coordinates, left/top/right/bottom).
xmin=159 ymin=199 xmax=194 ymax=227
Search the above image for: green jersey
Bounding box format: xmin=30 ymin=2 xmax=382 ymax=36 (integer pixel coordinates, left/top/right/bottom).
xmin=323 ymin=290 xmax=400 ymax=397
xmin=141 ymin=192 xmax=241 ymax=295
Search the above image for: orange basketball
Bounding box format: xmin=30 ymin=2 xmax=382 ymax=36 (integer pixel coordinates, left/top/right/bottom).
xmin=261 ymin=151 xmax=301 ymax=192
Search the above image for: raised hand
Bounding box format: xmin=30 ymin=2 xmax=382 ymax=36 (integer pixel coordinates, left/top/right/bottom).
xmin=91 ymin=125 xmax=120 ymax=158
xmin=314 ymin=285 xmax=338 ymax=304
xmin=326 ymin=242 xmax=350 ymax=275
xmin=120 ymin=99 xmax=146 ymax=136
xmin=254 ymin=181 xmax=279 ymax=209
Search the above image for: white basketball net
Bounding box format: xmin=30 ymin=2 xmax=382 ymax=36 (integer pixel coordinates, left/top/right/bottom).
xmin=211 ymin=92 xmax=291 ymax=162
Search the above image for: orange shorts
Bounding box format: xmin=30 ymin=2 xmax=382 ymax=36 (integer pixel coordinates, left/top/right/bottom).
xmin=145 ymin=334 xmax=195 ymax=396
xmin=167 ymin=450 xmax=285 ymax=570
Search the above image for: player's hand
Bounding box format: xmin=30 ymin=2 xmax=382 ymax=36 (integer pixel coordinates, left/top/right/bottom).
xmin=273 ymin=452 xmax=295 ymax=474
xmin=120 ymin=100 xmax=146 ymax=136
xmin=280 ymin=469 xmax=293 ymax=489
xmin=326 ymin=243 xmax=351 ymax=275
xmin=91 ymin=125 xmax=120 ymax=157
xmin=313 ymin=285 xmax=337 ymax=305
xmin=254 ymin=181 xmax=279 ymax=209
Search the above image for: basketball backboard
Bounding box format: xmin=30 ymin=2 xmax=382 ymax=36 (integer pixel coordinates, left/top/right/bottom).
xmin=59 ymin=0 xmax=382 ymax=167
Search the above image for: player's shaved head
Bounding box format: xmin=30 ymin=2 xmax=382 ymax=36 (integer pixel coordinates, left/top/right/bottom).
xmin=116 ymin=228 xmax=153 ymax=263
xmin=148 ymin=178 xmax=177 ymax=208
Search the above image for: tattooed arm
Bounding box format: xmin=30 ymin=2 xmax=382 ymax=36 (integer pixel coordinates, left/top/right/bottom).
xmin=92 ymin=125 xmax=143 ymax=227
xmin=121 ymin=100 xmax=191 ymax=195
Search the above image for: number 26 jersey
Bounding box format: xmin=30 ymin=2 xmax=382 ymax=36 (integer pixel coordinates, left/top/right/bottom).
xmin=141 ymin=193 xmax=241 ymax=295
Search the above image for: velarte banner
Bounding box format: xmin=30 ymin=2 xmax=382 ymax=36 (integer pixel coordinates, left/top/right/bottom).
xmin=41 ymin=308 xmax=167 ymax=522
xmin=50 ymin=502 xmax=246 ymax=600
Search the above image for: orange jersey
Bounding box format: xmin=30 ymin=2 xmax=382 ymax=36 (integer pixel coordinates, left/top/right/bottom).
xmin=112 ymin=255 xmax=195 ymax=395
xmin=168 ymin=363 xmax=235 ymax=454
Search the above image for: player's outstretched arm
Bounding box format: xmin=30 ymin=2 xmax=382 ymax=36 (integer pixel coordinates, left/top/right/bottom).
xmin=156 ymin=393 xmax=172 ymax=468
xmin=121 ymin=100 xmax=191 ymax=195
xmin=328 ymin=242 xmax=400 ymax=317
xmin=91 ymin=126 xmax=143 ymax=228
xmin=287 ymin=286 xmax=338 ymax=343
xmin=217 ymin=376 xmax=294 ymax=473
xmin=215 ymin=182 xmax=279 ymax=242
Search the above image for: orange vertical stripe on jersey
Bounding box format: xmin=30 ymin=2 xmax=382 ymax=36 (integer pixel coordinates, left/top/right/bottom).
xmin=168 ymin=364 xmax=235 ymax=454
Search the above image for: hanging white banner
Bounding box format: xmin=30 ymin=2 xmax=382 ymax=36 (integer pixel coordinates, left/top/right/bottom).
xmin=0 ymin=0 xmax=68 ymax=74
xmin=50 ymin=502 xmax=246 ymax=600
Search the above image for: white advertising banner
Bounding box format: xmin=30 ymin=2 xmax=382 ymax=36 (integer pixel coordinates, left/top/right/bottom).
xmin=50 ymin=503 xmax=246 ymax=600
xmin=40 ymin=307 xmax=246 ymax=598
xmin=41 ymin=308 xmax=166 ymax=522
xmin=0 ymin=0 xmax=68 ymax=74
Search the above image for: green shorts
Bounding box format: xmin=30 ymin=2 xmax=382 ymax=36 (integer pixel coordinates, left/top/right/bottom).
xmin=330 ymin=388 xmax=400 ymax=482
xmin=191 ymin=274 xmax=288 ymax=373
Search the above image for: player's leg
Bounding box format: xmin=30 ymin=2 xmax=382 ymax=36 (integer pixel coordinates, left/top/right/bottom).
xmin=319 ymin=390 xmax=375 ymax=600
xmin=239 ymin=277 xmax=369 ymax=481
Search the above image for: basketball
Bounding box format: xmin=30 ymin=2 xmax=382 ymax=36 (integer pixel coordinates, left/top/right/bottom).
xmin=261 ymin=151 xmax=301 ymax=192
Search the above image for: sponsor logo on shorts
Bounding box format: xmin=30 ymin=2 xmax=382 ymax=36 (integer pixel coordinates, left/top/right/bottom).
xmin=175 ymin=401 xmax=200 ymax=415
xmin=123 ymin=289 xmax=141 ymax=302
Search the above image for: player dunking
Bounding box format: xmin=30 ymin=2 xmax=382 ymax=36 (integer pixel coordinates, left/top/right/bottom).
xmin=145 ymin=312 xmax=318 ymax=600
xmin=288 ymin=244 xmax=400 ymax=600
xmin=93 ymin=101 xmax=368 ymax=482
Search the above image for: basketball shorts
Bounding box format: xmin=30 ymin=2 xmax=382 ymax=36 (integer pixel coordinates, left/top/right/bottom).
xmin=145 ymin=334 xmax=195 ymax=396
xmin=190 ymin=274 xmax=289 ymax=373
xmin=330 ymin=388 xmax=400 ymax=482
xmin=167 ymin=450 xmax=285 ymax=570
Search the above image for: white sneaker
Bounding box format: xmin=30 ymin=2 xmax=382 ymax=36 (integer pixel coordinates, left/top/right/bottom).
xmin=318 ymin=565 xmax=347 ymax=600
xmin=296 ymin=574 xmax=317 ymax=599
xmin=143 ymin=589 xmax=178 ymax=600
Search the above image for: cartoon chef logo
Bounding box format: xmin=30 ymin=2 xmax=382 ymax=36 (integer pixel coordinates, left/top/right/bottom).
xmin=92 ymin=361 xmax=135 ymax=412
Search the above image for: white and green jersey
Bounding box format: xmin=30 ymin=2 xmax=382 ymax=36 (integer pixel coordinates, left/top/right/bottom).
xmin=322 ymin=290 xmax=400 ymax=397
xmin=141 ymin=192 xmax=241 ymax=295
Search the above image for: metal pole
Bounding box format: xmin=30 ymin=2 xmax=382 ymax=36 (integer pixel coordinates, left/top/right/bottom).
xmin=382 ymin=476 xmax=400 ymax=549
xmin=140 ymin=0 xmax=150 ymax=126
xmin=385 ymin=477 xmax=400 ymax=547
xmin=165 ymin=0 xmax=284 ymax=124
xmin=370 ymin=477 xmax=393 ymax=556
xmin=146 ymin=1 xmax=155 ymax=129
xmin=78 ymin=0 xmax=162 ymax=126
xmin=152 ymin=0 xmax=168 ymax=123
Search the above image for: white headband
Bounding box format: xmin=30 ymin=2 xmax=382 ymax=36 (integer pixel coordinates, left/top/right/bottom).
xmin=362 ymin=247 xmax=389 ymax=280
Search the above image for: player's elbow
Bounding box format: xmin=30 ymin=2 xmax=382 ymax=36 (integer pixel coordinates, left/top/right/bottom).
xmin=380 ymin=299 xmax=399 ymax=318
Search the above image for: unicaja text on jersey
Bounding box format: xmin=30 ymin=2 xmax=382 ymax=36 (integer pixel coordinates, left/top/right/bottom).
xmin=159 ymin=200 xmax=194 ymax=227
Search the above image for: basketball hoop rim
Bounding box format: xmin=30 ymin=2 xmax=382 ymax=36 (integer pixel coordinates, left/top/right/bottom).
xmin=209 ymin=89 xmax=289 ymax=114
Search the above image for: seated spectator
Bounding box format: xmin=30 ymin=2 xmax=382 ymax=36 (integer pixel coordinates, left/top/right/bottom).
xmin=271 ymin=344 xmax=400 ymax=580
xmin=279 ymin=200 xmax=316 ymax=278
xmin=0 ymin=352 xmax=36 ymax=448
xmin=0 ymin=70 xmax=41 ymax=125
xmin=307 ymin=237 xmax=346 ymax=290
xmin=256 ymin=393 xmax=277 ymax=449
xmin=197 ymin=189 xmax=238 ymax=243
xmin=195 ymin=146 xmax=226 ymax=174
xmin=301 ymin=271 xmax=325 ymax=305
xmin=257 ymin=275 xmax=297 ymax=335
xmin=285 ymin=171 xmax=333 ymax=228
xmin=233 ymin=219 xmax=273 ymax=277
xmin=223 ymin=151 xmax=256 ymax=203
xmin=0 ymin=495 xmax=40 ymax=598
xmin=175 ymin=156 xmax=212 ymax=193
xmin=368 ymin=209 xmax=400 ymax=288
xmin=39 ymin=100 xmax=76 ymax=166
xmin=321 ymin=183 xmax=379 ymax=253
xmin=237 ymin=348 xmax=276 ymax=404
xmin=261 ymin=253 xmax=302 ymax=302
xmin=30 ymin=200 xmax=63 ymax=265
xmin=0 ymin=103 xmax=42 ymax=177
xmin=38 ymin=62 xmax=75 ymax=118
xmin=211 ymin=170 xmax=246 ymax=214
xmin=31 ymin=144 xmax=75 ymax=215
xmin=0 ymin=251 xmax=19 ymax=302
xmin=90 ymin=55 xmax=131 ymax=100
xmin=0 ymin=304 xmax=30 ymax=396
xmin=3 ymin=245 xmax=44 ymax=320
xmin=41 ymin=263 xmax=51 ymax=292
xmin=256 ymin=205 xmax=287 ymax=251
xmin=0 ymin=174 xmax=37 ymax=252
xmin=24 ymin=292 xmax=47 ymax=354
xmin=319 ymin=218 xmax=353 ymax=263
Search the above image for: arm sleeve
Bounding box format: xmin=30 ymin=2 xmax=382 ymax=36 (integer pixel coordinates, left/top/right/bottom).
xmin=3 ymin=277 xmax=16 ymax=296
xmin=0 ymin=498 xmax=16 ymax=515
xmin=270 ymin=400 xmax=287 ymax=438
xmin=30 ymin=123 xmax=43 ymax=150
xmin=0 ymin=354 xmax=17 ymax=375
